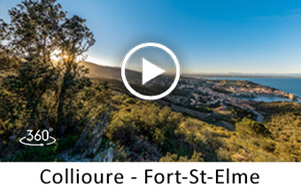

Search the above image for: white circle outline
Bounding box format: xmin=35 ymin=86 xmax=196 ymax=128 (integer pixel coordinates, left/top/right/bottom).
xmin=121 ymin=43 xmax=180 ymax=100
xmin=121 ymin=43 xmax=181 ymax=100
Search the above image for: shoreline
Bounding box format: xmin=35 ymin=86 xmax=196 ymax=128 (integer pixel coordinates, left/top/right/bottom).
xmin=185 ymin=74 xmax=301 ymax=79
xmin=202 ymin=77 xmax=301 ymax=103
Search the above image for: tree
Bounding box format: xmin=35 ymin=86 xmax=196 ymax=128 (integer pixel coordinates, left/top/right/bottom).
xmin=0 ymin=0 xmax=66 ymax=64
xmin=0 ymin=0 xmax=65 ymax=130
xmin=0 ymin=0 xmax=95 ymax=135
xmin=56 ymin=15 xmax=95 ymax=135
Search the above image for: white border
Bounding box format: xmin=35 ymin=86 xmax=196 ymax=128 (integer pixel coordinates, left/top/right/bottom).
xmin=0 ymin=163 xmax=299 ymax=194
xmin=121 ymin=42 xmax=181 ymax=100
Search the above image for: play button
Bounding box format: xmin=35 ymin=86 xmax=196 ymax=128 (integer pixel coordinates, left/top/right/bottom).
xmin=142 ymin=58 xmax=165 ymax=85
xmin=121 ymin=42 xmax=181 ymax=100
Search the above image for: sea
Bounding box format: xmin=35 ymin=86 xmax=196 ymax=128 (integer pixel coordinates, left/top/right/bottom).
xmin=207 ymin=77 xmax=301 ymax=103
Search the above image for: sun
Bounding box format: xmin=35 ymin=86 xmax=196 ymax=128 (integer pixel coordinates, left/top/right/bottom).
xmin=51 ymin=50 xmax=70 ymax=61
xmin=50 ymin=49 xmax=61 ymax=61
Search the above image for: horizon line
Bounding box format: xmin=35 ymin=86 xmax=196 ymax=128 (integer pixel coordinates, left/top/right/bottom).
xmin=84 ymin=60 xmax=301 ymax=76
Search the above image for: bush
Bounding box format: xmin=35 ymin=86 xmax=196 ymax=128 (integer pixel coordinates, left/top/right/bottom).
xmin=236 ymin=118 xmax=271 ymax=137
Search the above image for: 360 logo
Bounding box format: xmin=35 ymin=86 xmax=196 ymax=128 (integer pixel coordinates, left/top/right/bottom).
xmin=19 ymin=128 xmax=56 ymax=147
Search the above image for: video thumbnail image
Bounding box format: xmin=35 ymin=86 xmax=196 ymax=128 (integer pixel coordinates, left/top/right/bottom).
xmin=0 ymin=0 xmax=300 ymax=162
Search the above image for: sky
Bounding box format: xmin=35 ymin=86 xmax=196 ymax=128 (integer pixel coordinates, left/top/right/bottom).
xmin=0 ymin=0 xmax=301 ymax=74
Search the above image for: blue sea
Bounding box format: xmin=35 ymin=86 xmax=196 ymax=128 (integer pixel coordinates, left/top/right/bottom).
xmin=208 ymin=77 xmax=301 ymax=102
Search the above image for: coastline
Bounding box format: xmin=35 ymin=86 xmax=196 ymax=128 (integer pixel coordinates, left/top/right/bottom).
xmin=203 ymin=77 xmax=301 ymax=103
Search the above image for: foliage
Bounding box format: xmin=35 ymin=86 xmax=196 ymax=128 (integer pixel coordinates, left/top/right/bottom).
xmin=0 ymin=0 xmax=97 ymax=134
xmin=0 ymin=0 xmax=107 ymax=160
xmin=236 ymin=118 xmax=271 ymax=137
xmin=160 ymin=151 xmax=204 ymax=162
xmin=106 ymin=99 xmax=182 ymax=154
xmin=4 ymin=134 xmax=79 ymax=162
xmin=7 ymin=145 xmax=58 ymax=162
xmin=104 ymin=94 xmax=301 ymax=162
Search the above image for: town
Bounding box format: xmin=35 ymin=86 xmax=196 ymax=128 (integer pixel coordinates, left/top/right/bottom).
xmin=144 ymin=76 xmax=300 ymax=130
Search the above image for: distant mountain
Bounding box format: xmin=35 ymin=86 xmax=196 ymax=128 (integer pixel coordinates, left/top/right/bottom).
xmin=184 ymin=72 xmax=301 ymax=78
xmin=81 ymin=61 xmax=142 ymax=81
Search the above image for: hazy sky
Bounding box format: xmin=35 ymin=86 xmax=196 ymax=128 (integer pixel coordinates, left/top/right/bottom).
xmin=1 ymin=0 xmax=301 ymax=74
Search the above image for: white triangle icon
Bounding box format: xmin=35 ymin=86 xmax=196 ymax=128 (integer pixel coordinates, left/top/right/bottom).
xmin=142 ymin=58 xmax=165 ymax=85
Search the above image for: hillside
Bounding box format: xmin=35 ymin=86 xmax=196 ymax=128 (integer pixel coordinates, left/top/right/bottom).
xmin=81 ymin=61 xmax=174 ymax=96
xmin=81 ymin=61 xmax=141 ymax=81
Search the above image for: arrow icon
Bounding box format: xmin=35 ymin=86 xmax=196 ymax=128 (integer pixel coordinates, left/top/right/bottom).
xmin=142 ymin=58 xmax=165 ymax=85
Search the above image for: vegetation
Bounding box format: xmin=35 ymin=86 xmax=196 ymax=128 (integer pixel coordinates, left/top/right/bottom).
xmin=103 ymin=93 xmax=301 ymax=162
xmin=0 ymin=0 xmax=109 ymax=159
